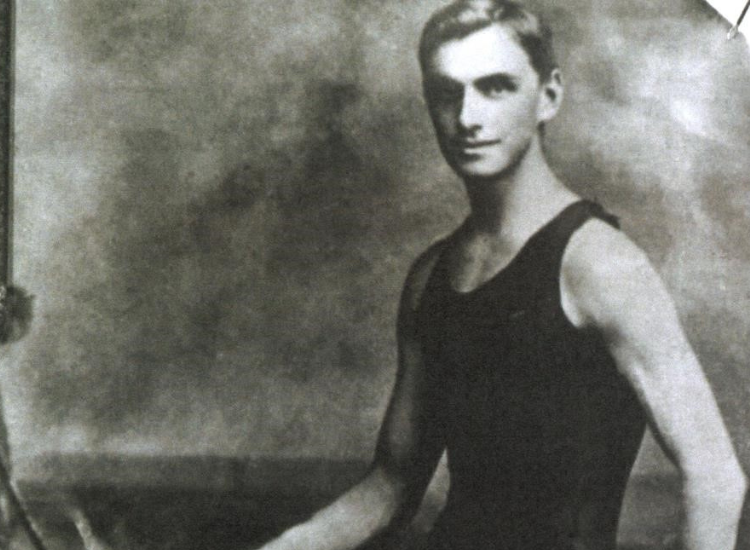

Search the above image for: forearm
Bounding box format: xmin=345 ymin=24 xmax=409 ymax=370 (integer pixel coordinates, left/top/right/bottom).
xmin=259 ymin=467 xmax=404 ymax=550
xmin=681 ymin=466 xmax=747 ymax=550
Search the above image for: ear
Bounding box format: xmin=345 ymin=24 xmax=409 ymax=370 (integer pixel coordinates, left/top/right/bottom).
xmin=537 ymin=68 xmax=563 ymax=124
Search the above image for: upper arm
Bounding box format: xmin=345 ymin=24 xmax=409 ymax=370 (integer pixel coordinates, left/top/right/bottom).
xmin=561 ymin=222 xmax=742 ymax=481
xmin=372 ymin=243 xmax=446 ymax=501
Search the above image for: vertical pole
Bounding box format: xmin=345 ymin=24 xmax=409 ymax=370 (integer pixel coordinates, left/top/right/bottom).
xmin=0 ymin=3 xmax=48 ymax=549
xmin=0 ymin=0 xmax=10 ymax=298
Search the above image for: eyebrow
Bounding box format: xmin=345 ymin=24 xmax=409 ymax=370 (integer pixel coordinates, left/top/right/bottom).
xmin=474 ymin=73 xmax=519 ymax=89
xmin=425 ymin=71 xmax=520 ymax=88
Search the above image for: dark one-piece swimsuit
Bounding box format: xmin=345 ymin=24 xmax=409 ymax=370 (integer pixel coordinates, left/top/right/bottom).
xmin=415 ymin=200 xmax=647 ymax=550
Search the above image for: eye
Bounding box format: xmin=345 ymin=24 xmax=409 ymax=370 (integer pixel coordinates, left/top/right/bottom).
xmin=425 ymin=78 xmax=463 ymax=104
xmin=475 ymin=75 xmax=518 ymax=97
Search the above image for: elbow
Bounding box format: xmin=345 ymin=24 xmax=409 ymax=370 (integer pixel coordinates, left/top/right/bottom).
xmin=683 ymin=458 xmax=747 ymax=510
xmin=721 ymin=465 xmax=748 ymax=507
xmin=735 ymin=463 xmax=749 ymax=495
xmin=733 ymin=466 xmax=748 ymax=504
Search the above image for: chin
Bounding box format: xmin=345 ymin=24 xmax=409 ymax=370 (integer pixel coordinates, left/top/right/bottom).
xmin=449 ymin=144 xmax=531 ymax=181
xmin=450 ymin=159 xmax=511 ymax=181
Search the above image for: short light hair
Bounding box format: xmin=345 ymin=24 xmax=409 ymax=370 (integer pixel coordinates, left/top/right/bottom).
xmin=419 ymin=0 xmax=558 ymax=82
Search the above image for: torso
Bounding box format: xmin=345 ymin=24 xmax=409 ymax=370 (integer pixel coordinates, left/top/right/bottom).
xmin=415 ymin=200 xmax=646 ymax=550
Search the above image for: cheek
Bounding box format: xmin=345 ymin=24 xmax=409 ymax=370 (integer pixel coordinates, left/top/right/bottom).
xmin=501 ymin=101 xmax=539 ymax=135
xmin=431 ymin=108 xmax=458 ymax=138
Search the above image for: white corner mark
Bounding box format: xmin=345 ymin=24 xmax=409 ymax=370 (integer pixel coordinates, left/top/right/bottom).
xmin=704 ymin=0 xmax=750 ymax=38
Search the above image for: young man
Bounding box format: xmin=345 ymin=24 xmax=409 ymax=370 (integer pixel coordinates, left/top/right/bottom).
xmin=257 ymin=1 xmax=747 ymax=549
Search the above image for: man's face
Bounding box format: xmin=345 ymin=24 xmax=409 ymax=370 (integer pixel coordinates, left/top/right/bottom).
xmin=423 ymin=24 xmax=551 ymax=180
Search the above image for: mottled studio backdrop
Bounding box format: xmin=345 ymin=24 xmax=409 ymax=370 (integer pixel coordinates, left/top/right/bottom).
xmin=4 ymin=0 xmax=750 ymax=484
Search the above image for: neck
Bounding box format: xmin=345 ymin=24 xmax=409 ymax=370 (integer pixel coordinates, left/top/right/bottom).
xmin=463 ymin=136 xmax=570 ymax=235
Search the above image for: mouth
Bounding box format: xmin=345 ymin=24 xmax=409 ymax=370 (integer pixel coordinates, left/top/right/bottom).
xmin=452 ymin=139 xmax=501 ymax=152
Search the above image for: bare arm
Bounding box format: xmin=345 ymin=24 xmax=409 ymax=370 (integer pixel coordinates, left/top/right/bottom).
xmin=562 ymin=222 xmax=747 ymax=550
xmin=256 ymin=246 xmax=447 ymax=550
xmin=256 ymin=467 xmax=405 ymax=550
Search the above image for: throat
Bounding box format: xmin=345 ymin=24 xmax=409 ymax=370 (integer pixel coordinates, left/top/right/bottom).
xmin=448 ymin=197 xmax=584 ymax=294
xmin=462 ymin=139 xmax=570 ymax=235
xmin=448 ymin=236 xmax=521 ymax=294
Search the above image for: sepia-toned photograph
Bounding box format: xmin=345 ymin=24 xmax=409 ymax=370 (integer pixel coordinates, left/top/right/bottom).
xmin=1 ymin=1 xmax=749 ymax=549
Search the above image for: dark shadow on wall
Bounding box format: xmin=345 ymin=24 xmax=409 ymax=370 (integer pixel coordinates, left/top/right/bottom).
xmin=25 ymin=73 xmax=400 ymax=447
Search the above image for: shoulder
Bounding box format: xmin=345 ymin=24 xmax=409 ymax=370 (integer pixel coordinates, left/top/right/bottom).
xmin=564 ymin=218 xmax=652 ymax=282
xmin=560 ymin=217 xmax=672 ymax=330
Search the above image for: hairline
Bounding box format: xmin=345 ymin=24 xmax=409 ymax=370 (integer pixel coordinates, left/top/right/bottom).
xmin=418 ymin=3 xmax=558 ymax=83
xmin=420 ymin=21 xmax=545 ymax=84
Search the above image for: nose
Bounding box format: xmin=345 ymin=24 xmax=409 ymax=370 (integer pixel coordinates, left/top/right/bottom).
xmin=458 ymin=87 xmax=483 ymax=133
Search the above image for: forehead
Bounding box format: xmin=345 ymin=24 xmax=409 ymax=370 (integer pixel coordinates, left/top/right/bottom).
xmin=426 ymin=24 xmax=535 ymax=83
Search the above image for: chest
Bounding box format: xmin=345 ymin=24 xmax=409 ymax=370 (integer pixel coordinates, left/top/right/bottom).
xmin=445 ymin=237 xmax=526 ymax=294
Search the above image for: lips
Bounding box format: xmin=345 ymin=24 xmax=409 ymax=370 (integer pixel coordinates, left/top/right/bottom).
xmin=452 ymin=139 xmax=501 ymax=150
